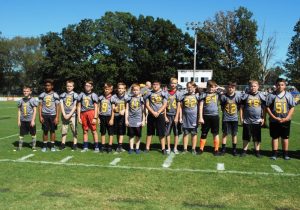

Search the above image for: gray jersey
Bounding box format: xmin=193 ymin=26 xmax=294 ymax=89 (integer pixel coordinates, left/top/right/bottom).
xmin=18 ymin=97 xmax=38 ymax=121
xmin=241 ymin=92 xmax=266 ymax=124
xmin=266 ymin=91 xmax=295 ymax=122
xmin=200 ymin=92 xmax=220 ymax=116
xmin=78 ymin=92 xmax=98 ymax=112
xmin=180 ymin=93 xmax=200 ymax=129
xmin=99 ymin=95 xmax=112 ymax=116
xmin=60 ymin=91 xmax=78 ymax=116
xmin=39 ymin=92 xmax=60 ymax=115
xmin=220 ymin=93 xmax=241 ymax=122
xmin=166 ymin=90 xmax=182 ymax=116
xmin=111 ymin=94 xmax=128 ymax=116
xmin=141 ymin=87 xmax=151 ymax=101
xmin=146 ymin=90 xmax=168 ymax=113
xmin=127 ymin=96 xmax=144 ymax=127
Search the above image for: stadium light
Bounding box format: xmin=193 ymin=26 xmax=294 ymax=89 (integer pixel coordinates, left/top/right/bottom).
xmin=186 ymin=21 xmax=201 ymax=82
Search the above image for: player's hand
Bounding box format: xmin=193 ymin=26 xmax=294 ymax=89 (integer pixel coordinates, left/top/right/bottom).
xmin=54 ymin=117 xmax=59 ymax=125
xmin=142 ymin=120 xmax=145 ymax=127
xmin=109 ymin=119 xmax=114 ymax=126
xmin=260 ymin=119 xmax=265 ymax=127
xmin=125 ymin=120 xmax=129 ymax=126
xmin=78 ymin=118 xmax=82 ymax=124
xmin=92 ymin=118 xmax=97 ymax=125
xmin=40 ymin=116 xmax=44 ymax=124
xmin=240 ymin=118 xmax=244 ymax=125
xmin=198 ymin=118 xmax=204 ymax=125
xmin=153 ymin=112 xmax=159 ymax=118
xmin=30 ymin=120 xmax=35 ymax=127
xmin=179 ymin=118 xmax=183 ymax=123
xmin=119 ymin=110 xmax=125 ymax=116
xmin=174 ymin=117 xmax=178 ymax=124
xmin=165 ymin=117 xmax=169 ymax=123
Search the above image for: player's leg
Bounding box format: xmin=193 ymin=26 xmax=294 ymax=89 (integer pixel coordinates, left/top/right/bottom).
xmin=253 ymin=124 xmax=262 ymax=158
xmin=70 ymin=116 xmax=78 ymax=150
xmin=29 ymin=122 xmax=37 ymax=151
xmin=211 ymin=116 xmax=220 ymax=155
xmin=157 ymin=114 xmax=166 ymax=154
xmin=191 ymin=131 xmax=197 ymax=155
xmin=135 ymin=127 xmax=142 ymax=154
xmin=145 ymin=115 xmax=154 ymax=152
xmin=241 ymin=123 xmax=250 ymax=157
xmin=221 ymin=121 xmax=228 ymax=154
xmin=281 ymin=121 xmax=291 ymax=160
xmin=60 ymin=118 xmax=68 ymax=150
xmin=182 ymin=129 xmax=189 ymax=153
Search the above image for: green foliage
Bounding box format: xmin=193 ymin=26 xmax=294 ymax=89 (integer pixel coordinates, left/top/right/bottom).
xmin=285 ymin=19 xmax=300 ymax=89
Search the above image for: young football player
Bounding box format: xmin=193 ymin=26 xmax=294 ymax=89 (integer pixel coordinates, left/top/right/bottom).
xmin=220 ymin=82 xmax=241 ymax=156
xmin=199 ymin=80 xmax=221 ymax=156
xmin=77 ymin=80 xmax=99 ymax=152
xmin=15 ymin=86 xmax=38 ymax=151
xmin=266 ymin=78 xmax=295 ymax=160
xmin=165 ymin=78 xmax=182 ymax=154
xmin=111 ymin=82 xmax=128 ymax=153
xmin=125 ymin=83 xmax=145 ymax=154
xmin=98 ymin=83 xmax=114 ymax=153
xmin=39 ymin=79 xmax=60 ymax=152
xmin=145 ymin=81 xmax=168 ymax=154
xmin=59 ymin=80 xmax=78 ymax=151
xmin=240 ymin=80 xmax=266 ymax=158
xmin=180 ymin=81 xmax=200 ymax=154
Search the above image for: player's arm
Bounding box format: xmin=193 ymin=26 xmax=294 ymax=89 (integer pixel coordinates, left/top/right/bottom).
xmin=174 ymin=102 xmax=180 ymax=123
xmin=125 ymin=102 xmax=129 ymax=126
xmin=92 ymin=103 xmax=98 ymax=125
xmin=31 ymin=106 xmax=37 ymax=127
xmin=145 ymin=100 xmax=156 ymax=116
xmin=77 ymin=102 xmax=82 ymax=124
xmin=69 ymin=101 xmax=77 ymax=119
xmin=17 ymin=108 xmax=21 ymax=127
xmin=109 ymin=104 xmax=115 ymax=126
xmin=157 ymin=100 xmax=167 ymax=116
xmin=54 ymin=101 xmax=60 ymax=125
xmin=60 ymin=101 xmax=67 ymax=119
xmin=282 ymin=107 xmax=295 ymax=123
xmin=141 ymin=104 xmax=146 ymax=126
xmin=239 ymin=105 xmax=244 ymax=124
xmin=198 ymin=101 xmax=204 ymax=124
xmin=39 ymin=102 xmax=44 ymax=124
xmin=261 ymin=107 xmax=266 ymax=126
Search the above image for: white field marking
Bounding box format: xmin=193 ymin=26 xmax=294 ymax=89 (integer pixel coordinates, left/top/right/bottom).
xmin=0 ymin=158 xmax=299 ymax=177
xmin=271 ymin=165 xmax=284 ymax=173
xmin=60 ymin=156 xmax=73 ymax=163
xmin=17 ymin=154 xmax=35 ymax=161
xmin=110 ymin=158 xmax=121 ymax=166
xmin=162 ymin=135 xmax=183 ymax=168
xmin=292 ymin=121 xmax=300 ymax=125
xmin=0 ymin=107 xmax=16 ymax=109
xmin=217 ymin=163 xmax=225 ymax=171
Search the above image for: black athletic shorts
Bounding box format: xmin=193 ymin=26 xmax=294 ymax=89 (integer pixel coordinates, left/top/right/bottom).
xmin=42 ymin=115 xmax=57 ymax=132
xmin=147 ymin=114 xmax=165 ymax=137
xmin=242 ymin=123 xmax=261 ymax=142
xmin=99 ymin=115 xmax=114 ymax=135
xmin=269 ymin=121 xmax=291 ymax=139
xmin=222 ymin=121 xmax=238 ymax=136
xmin=165 ymin=115 xmax=182 ymax=136
xmin=20 ymin=121 xmax=36 ymax=136
xmin=127 ymin=127 xmax=142 ymax=138
xmin=113 ymin=115 xmax=126 ymax=135
xmin=201 ymin=115 xmax=219 ymax=136
xmin=183 ymin=127 xmax=198 ymax=136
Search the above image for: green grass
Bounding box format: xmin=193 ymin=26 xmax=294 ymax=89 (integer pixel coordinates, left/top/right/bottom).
xmin=0 ymin=101 xmax=300 ymax=210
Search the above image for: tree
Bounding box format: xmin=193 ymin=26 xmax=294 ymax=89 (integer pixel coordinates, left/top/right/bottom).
xmin=285 ymin=19 xmax=300 ymax=89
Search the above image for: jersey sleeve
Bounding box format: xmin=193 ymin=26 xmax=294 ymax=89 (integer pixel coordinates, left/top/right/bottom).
xmin=30 ymin=98 xmax=38 ymax=107
xmin=110 ymin=95 xmax=116 ymax=104
xmin=73 ymin=92 xmax=79 ymax=102
xmin=91 ymin=93 xmax=98 ymax=103
xmin=17 ymin=99 xmax=22 ymax=108
xmin=286 ymin=93 xmax=296 ymax=108
xmin=265 ymin=94 xmax=274 ymax=107
xmin=259 ymin=92 xmax=266 ymax=107
xmin=38 ymin=93 xmax=44 ymax=103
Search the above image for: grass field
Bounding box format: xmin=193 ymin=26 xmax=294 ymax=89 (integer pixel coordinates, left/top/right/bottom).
xmin=0 ymin=101 xmax=300 ymax=210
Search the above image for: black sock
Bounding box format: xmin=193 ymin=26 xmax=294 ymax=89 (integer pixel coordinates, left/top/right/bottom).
xmin=61 ymin=143 xmax=65 ymax=147
xmin=255 ymin=150 xmax=260 ymax=155
xmin=43 ymin=142 xmax=47 ymax=148
xmin=118 ymin=143 xmax=122 ymax=148
xmin=50 ymin=142 xmax=55 ymax=148
xmin=232 ymin=143 xmax=237 ymax=150
xmin=283 ymin=150 xmax=288 ymax=157
xmin=272 ymin=150 xmax=278 ymax=157
xmin=222 ymin=144 xmax=226 ymax=150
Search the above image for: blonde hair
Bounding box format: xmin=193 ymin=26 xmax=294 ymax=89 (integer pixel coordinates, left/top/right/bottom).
xmin=131 ymin=83 xmax=140 ymax=91
xmin=170 ymin=77 xmax=178 ymax=83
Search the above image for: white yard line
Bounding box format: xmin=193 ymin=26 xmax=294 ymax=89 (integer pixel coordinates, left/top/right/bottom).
xmin=0 ymin=158 xmax=299 ymax=177
xmin=17 ymin=154 xmax=35 ymax=161
xmin=271 ymin=165 xmax=284 ymax=173
xmin=292 ymin=121 xmax=300 ymax=125
xmin=162 ymin=135 xmax=183 ymax=168
xmin=110 ymin=158 xmax=121 ymax=166
xmin=217 ymin=163 xmax=225 ymax=171
xmin=60 ymin=156 xmax=73 ymax=163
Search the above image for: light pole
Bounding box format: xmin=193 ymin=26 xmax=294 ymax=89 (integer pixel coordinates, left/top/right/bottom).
xmin=186 ymin=21 xmax=201 ymax=82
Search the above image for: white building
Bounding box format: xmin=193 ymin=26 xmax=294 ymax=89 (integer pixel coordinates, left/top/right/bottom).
xmin=178 ymin=69 xmax=213 ymax=88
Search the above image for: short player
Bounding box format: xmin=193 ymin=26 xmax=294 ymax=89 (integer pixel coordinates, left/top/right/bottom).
xmin=59 ymin=80 xmax=78 ymax=151
xmin=98 ymin=83 xmax=114 ymax=153
xmin=125 ymin=84 xmax=145 ymax=154
xmin=77 ymin=80 xmax=99 ymax=152
xmin=39 ymin=79 xmax=60 ymax=152
xmin=15 ymin=86 xmax=38 ymax=151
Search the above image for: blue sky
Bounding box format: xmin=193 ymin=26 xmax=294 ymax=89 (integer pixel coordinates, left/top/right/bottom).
xmin=0 ymin=0 xmax=299 ymax=65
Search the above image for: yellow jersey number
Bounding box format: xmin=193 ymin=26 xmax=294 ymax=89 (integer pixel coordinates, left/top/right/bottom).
xmin=23 ymin=103 xmax=27 ymax=116
xmin=275 ymin=102 xmax=287 ymax=114
xmin=115 ymin=102 xmax=125 ymax=113
xmin=184 ymin=97 xmax=197 ymax=108
xmin=167 ymin=98 xmax=177 ymax=110
xmin=83 ymin=97 xmax=90 ymax=108
xmin=225 ymin=103 xmax=237 ymax=115
xmin=65 ymin=96 xmax=72 ymax=107
xmin=45 ymin=96 xmax=52 ymax=107
xmin=130 ymin=100 xmax=140 ymax=110
xmin=101 ymin=102 xmax=108 ymax=113
xmin=248 ymin=98 xmax=260 ymax=107
xmin=205 ymin=95 xmax=217 ymax=104
xmin=151 ymin=95 xmax=162 ymax=104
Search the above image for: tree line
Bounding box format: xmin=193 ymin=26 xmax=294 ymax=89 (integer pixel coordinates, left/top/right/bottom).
xmin=0 ymin=7 xmax=299 ymax=95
